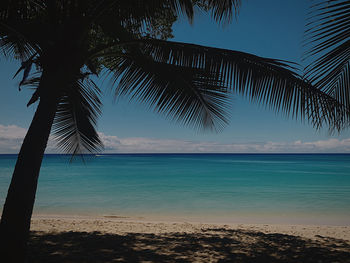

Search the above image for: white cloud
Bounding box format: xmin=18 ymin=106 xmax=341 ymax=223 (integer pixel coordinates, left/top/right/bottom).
xmin=98 ymin=132 xmax=350 ymax=153
xmin=0 ymin=124 xmax=57 ymax=153
xmin=1 ymin=124 xmax=350 ymax=153
xmin=0 ymin=124 xmax=27 ymax=153
xmin=0 ymin=124 xmax=27 ymax=140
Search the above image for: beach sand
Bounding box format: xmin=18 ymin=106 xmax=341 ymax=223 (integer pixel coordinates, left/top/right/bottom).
xmin=28 ymin=214 xmax=350 ymax=262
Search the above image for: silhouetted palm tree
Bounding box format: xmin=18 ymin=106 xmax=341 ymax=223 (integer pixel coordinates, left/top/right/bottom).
xmin=0 ymin=0 xmax=347 ymax=261
xmin=304 ymin=0 xmax=350 ymax=123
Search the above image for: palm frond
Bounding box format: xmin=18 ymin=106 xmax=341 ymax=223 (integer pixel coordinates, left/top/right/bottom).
xmin=0 ymin=0 xmax=43 ymax=60
xmin=0 ymin=18 xmax=40 ymax=60
xmin=106 ymin=55 xmax=230 ymax=131
xmin=0 ymin=35 xmax=36 ymax=60
xmin=196 ymin=0 xmax=241 ymax=24
xmin=115 ymin=0 xmax=194 ymax=21
xmin=105 ymin=39 xmax=348 ymax=131
xmin=304 ymin=0 xmax=350 ymax=121
xmin=52 ymin=76 xmax=103 ymax=155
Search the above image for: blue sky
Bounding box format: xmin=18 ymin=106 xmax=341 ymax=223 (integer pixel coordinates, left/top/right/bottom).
xmin=1 ymin=0 xmax=350 ymax=153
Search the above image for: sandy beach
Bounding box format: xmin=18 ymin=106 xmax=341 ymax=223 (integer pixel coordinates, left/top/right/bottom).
xmin=28 ymin=214 xmax=350 ymax=262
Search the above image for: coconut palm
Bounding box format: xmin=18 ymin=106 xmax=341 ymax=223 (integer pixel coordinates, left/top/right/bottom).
xmin=0 ymin=0 xmax=347 ymax=261
xmin=304 ymin=0 xmax=350 ymax=123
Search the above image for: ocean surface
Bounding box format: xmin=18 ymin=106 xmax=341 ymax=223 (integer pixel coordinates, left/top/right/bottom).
xmin=1 ymin=154 xmax=350 ymax=225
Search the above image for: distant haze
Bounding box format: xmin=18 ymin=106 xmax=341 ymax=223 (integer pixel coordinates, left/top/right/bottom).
xmin=0 ymin=124 xmax=349 ymax=154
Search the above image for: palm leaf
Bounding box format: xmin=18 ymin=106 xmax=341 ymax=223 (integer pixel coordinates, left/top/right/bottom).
xmin=52 ymin=76 xmax=103 ymax=155
xmin=0 ymin=34 xmax=37 ymax=60
xmin=0 ymin=0 xmax=44 ymax=60
xmin=106 ymin=55 xmax=230 ymax=131
xmin=304 ymin=0 xmax=350 ymax=118
xmin=196 ymin=0 xmax=241 ymax=23
xmin=105 ymin=39 xmax=348 ymax=131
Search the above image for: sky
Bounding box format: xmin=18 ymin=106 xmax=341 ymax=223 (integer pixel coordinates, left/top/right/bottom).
xmin=1 ymin=0 xmax=350 ymax=153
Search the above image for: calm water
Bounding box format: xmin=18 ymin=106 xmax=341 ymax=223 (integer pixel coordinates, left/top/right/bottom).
xmin=0 ymin=154 xmax=350 ymax=224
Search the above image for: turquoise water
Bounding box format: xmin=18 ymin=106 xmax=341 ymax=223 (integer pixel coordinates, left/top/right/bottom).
xmin=0 ymin=154 xmax=350 ymax=224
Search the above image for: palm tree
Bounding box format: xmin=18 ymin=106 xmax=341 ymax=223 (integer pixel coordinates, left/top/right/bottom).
xmin=0 ymin=0 xmax=347 ymax=261
xmin=304 ymin=0 xmax=350 ymax=124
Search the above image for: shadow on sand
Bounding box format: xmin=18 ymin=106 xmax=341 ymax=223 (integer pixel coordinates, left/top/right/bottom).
xmin=28 ymin=228 xmax=350 ymax=262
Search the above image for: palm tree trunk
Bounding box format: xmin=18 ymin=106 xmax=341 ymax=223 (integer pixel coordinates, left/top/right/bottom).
xmin=0 ymin=92 xmax=58 ymax=262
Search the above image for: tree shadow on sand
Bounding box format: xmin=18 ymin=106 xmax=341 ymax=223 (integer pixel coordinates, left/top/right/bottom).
xmin=28 ymin=228 xmax=350 ymax=263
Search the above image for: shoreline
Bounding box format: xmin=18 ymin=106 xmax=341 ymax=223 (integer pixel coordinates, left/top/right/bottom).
xmin=31 ymin=213 xmax=350 ymax=241
xmin=31 ymin=211 xmax=350 ymax=225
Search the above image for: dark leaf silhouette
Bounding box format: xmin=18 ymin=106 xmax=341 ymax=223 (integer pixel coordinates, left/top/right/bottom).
xmin=304 ymin=0 xmax=350 ymax=123
xmin=52 ymin=76 xmax=103 ymax=155
xmin=105 ymin=39 xmax=348 ymax=131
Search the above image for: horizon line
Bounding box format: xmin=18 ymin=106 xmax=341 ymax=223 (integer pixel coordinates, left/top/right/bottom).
xmin=1 ymin=152 xmax=350 ymax=155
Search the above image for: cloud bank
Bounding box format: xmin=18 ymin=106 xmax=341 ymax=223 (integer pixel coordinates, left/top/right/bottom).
xmin=0 ymin=124 xmax=27 ymax=153
xmin=1 ymin=124 xmax=350 ymax=154
xmin=99 ymin=133 xmax=350 ymax=153
xmin=0 ymin=124 xmax=58 ymax=154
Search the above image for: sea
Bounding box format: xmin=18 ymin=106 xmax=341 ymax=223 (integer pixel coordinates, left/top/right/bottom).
xmin=0 ymin=153 xmax=350 ymax=225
